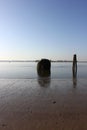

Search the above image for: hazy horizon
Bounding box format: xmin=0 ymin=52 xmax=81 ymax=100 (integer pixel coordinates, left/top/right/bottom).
xmin=0 ymin=59 xmax=87 ymax=62
xmin=0 ymin=0 xmax=87 ymax=61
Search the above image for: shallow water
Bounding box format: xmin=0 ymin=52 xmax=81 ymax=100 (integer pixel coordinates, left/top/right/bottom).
xmin=0 ymin=62 xmax=87 ymax=79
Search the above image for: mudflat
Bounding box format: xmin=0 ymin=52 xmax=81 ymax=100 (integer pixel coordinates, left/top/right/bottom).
xmin=0 ymin=79 xmax=87 ymax=130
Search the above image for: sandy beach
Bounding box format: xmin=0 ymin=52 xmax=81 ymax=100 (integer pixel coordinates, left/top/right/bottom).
xmin=0 ymin=78 xmax=87 ymax=130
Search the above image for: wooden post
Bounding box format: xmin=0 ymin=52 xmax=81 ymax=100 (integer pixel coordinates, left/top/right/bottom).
xmin=72 ymin=54 xmax=77 ymax=87
xmin=73 ymin=54 xmax=77 ymax=72
xmin=72 ymin=54 xmax=77 ymax=77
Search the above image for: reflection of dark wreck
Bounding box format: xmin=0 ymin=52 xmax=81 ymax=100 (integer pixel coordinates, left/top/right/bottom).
xmin=37 ymin=59 xmax=51 ymax=77
xmin=38 ymin=77 xmax=51 ymax=87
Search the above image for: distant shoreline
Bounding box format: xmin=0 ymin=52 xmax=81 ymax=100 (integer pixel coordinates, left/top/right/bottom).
xmin=0 ymin=60 xmax=87 ymax=63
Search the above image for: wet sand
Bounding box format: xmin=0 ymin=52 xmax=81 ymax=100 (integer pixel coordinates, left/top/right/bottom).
xmin=0 ymin=79 xmax=87 ymax=130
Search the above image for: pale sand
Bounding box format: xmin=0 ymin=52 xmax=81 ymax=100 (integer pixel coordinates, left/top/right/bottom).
xmin=0 ymin=79 xmax=87 ymax=130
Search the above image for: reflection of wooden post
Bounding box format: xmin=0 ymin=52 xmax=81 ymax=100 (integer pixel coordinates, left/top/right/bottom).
xmin=72 ymin=54 xmax=77 ymax=76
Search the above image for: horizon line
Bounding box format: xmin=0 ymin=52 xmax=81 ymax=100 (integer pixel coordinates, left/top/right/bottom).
xmin=0 ymin=60 xmax=87 ymax=63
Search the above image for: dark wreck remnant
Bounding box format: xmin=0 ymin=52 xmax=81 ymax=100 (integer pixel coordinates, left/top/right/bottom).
xmin=37 ymin=59 xmax=51 ymax=77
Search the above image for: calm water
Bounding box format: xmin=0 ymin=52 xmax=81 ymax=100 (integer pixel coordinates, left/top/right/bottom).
xmin=0 ymin=62 xmax=87 ymax=79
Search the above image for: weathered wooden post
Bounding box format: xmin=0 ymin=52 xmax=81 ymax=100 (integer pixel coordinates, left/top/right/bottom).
xmin=72 ymin=54 xmax=77 ymax=75
xmin=72 ymin=54 xmax=77 ymax=87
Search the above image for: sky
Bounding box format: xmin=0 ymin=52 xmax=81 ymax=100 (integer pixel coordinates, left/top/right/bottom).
xmin=0 ymin=0 xmax=87 ymax=61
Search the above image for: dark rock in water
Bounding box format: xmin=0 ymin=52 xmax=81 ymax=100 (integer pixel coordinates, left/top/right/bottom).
xmin=37 ymin=59 xmax=51 ymax=71
xmin=37 ymin=59 xmax=51 ymax=77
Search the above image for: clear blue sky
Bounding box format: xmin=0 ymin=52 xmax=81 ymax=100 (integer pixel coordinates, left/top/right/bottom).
xmin=0 ymin=0 xmax=87 ymax=61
